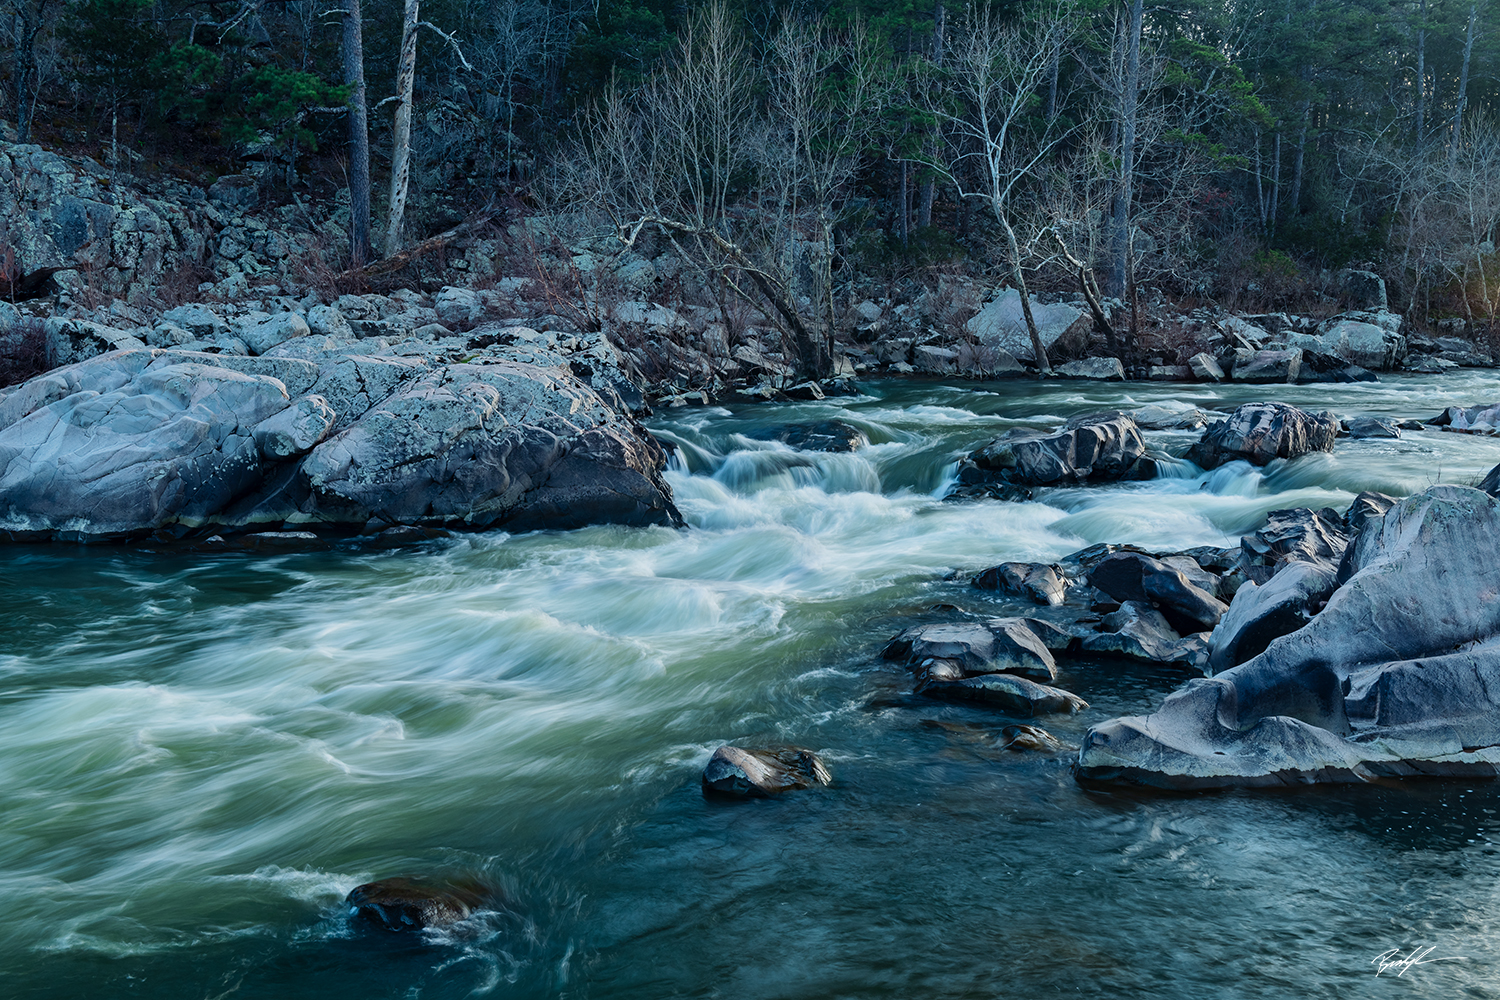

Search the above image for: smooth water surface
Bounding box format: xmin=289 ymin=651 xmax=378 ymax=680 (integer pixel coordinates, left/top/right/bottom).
xmin=7 ymin=374 xmax=1500 ymax=998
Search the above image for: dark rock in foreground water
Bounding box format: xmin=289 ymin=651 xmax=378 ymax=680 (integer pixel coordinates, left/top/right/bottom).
xmin=346 ymin=876 xmax=492 ymax=932
xmin=919 ymin=671 xmax=1088 ymax=716
xmin=702 ymin=745 xmax=831 ymax=799
xmin=963 ymin=412 xmax=1151 ymax=487
xmin=972 ymin=561 xmax=1067 ymax=606
xmin=1078 ymin=486 xmax=1500 ymax=789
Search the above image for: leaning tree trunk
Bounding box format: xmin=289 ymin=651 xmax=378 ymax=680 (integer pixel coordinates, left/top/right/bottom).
xmin=343 ymin=0 xmax=373 ymax=268
xmin=385 ymin=0 xmax=420 ymax=258
xmin=1449 ymin=2 xmax=1477 ymax=169
xmin=999 ymin=213 xmax=1050 ymax=375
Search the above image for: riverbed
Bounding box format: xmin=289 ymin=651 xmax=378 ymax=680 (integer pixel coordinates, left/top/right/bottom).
xmin=6 ymin=374 xmax=1500 ymax=998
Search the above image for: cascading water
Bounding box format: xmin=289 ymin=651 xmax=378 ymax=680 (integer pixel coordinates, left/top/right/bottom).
xmin=6 ymin=374 xmax=1500 ymax=998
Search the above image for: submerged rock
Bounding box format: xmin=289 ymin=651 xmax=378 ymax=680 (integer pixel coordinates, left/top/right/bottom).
xmin=701 ymin=745 xmax=831 ymax=799
xmin=346 ymin=876 xmax=491 ymax=932
xmin=999 ymin=724 xmax=1076 ymax=752
xmin=884 ymin=619 xmax=1058 ymax=683
xmin=1078 ymin=486 xmax=1500 ymax=789
xmin=1185 ymin=402 xmax=1338 ymax=469
xmin=754 ymin=420 xmax=868 ymax=452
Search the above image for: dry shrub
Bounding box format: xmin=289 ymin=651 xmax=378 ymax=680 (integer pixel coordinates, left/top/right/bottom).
xmin=0 ymin=316 xmax=48 ymax=387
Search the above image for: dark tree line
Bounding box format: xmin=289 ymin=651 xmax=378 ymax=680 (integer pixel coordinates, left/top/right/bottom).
xmin=2 ymin=0 xmax=1498 ymax=327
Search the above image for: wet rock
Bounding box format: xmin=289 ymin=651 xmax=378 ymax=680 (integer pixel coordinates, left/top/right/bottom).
xmin=1130 ymin=405 xmax=1209 ymax=430
xmin=755 ymin=420 xmax=867 ymax=452
xmin=972 ymin=562 xmax=1067 ymax=606
xmin=1431 ymin=402 xmax=1500 ymax=433
xmin=701 ymin=745 xmax=831 ymax=799
xmin=1232 ymin=348 xmax=1302 ymax=383
xmin=883 ymin=619 xmax=1058 ymax=683
xmin=1239 ymin=507 xmax=1348 ymax=585
xmin=236 ymin=530 xmax=329 ymax=552
xmin=943 ymin=480 xmax=1035 ymax=503
xmin=1086 ymin=552 xmax=1227 ymax=633
xmin=913 ymin=345 xmax=959 ymax=373
xmin=1208 ymin=559 xmax=1337 ymax=672
xmin=1188 ymin=352 xmax=1224 ymax=382
xmin=1055 ymin=357 xmax=1125 ymax=380
xmin=1185 ymin=402 xmax=1338 ymax=469
xmin=967 ymin=413 xmax=1149 ymax=486
xmin=1079 ymin=601 xmax=1182 ymax=661
xmin=0 ymin=347 xmax=679 ymax=541
xmin=1481 ymin=464 xmax=1500 ymax=497
xmin=919 ymin=671 xmax=1088 ymax=715
xmin=1344 ymin=490 xmax=1398 ymax=537
xmin=1343 ymin=415 xmax=1400 ymax=439
xmin=999 ymin=724 xmax=1075 ymax=752
xmin=1079 ymin=486 xmax=1500 ymax=789
xmin=1148 ymin=364 xmax=1192 ymax=381
xmin=346 ymin=876 xmax=490 ymax=932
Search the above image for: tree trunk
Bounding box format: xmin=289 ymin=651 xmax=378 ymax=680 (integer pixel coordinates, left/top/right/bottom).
xmin=1289 ymin=102 xmax=1310 ymax=219
xmin=1000 ymin=213 xmax=1049 ymax=375
xmin=385 ymin=0 xmax=420 ymax=258
xmin=1109 ymin=0 xmax=1143 ymax=297
xmin=344 ymin=0 xmax=373 ymax=268
xmin=1450 ymin=2 xmax=1477 ymax=168
xmin=897 ymin=158 xmax=910 ymax=248
xmin=917 ymin=2 xmax=945 ymax=230
xmin=1415 ymin=0 xmax=1427 ymax=147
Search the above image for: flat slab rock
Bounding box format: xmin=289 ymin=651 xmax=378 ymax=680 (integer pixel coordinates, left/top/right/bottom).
xmin=702 ymin=745 xmax=831 ymax=799
xmin=1077 ymin=486 xmax=1500 ymax=789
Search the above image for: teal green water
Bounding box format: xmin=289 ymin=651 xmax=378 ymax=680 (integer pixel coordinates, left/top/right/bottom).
xmin=6 ymin=375 xmax=1500 ymax=998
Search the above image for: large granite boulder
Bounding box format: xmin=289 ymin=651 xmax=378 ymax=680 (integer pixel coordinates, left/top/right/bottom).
xmin=0 ymin=347 xmax=680 ymax=541
xmin=1288 ymin=316 xmax=1405 ymax=370
xmin=1185 ymin=402 xmax=1338 ymax=469
xmin=972 ymin=561 xmax=1067 ymax=606
xmin=883 ymin=619 xmax=1058 ymax=683
xmin=964 ymin=413 xmax=1150 ymax=487
xmin=965 ymin=289 xmax=1091 ymax=361
xmin=1078 ymin=486 xmax=1500 ymax=788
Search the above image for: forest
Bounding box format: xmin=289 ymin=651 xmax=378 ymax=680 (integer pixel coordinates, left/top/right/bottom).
xmin=3 ymin=0 xmax=1500 ymax=338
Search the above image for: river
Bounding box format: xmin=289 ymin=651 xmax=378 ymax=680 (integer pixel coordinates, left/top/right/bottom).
xmin=6 ymin=374 xmax=1500 ymax=998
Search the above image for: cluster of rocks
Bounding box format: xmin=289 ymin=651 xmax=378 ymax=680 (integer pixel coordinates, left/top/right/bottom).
xmin=1078 ymin=483 xmax=1500 ymax=788
xmin=0 ymin=323 xmax=681 ymax=543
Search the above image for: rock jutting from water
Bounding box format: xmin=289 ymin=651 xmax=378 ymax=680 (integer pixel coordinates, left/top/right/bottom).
xmin=701 ymin=745 xmax=832 ymax=799
xmin=1077 ymin=485 xmax=1500 ymax=789
xmin=0 ymin=340 xmax=682 ymax=542
xmin=1185 ymin=401 xmax=1339 ymax=469
xmin=955 ymin=412 xmax=1154 ymax=493
xmin=345 ymin=876 xmax=494 ymax=932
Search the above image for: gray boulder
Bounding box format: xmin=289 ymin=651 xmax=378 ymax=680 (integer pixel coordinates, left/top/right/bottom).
xmin=1185 ymin=402 xmax=1338 ymax=469
xmin=1079 ymin=601 xmax=1182 ymax=662
xmin=236 ymin=311 xmax=310 ymax=355
xmin=1188 ymin=352 xmax=1225 ymax=382
xmin=161 ymin=304 xmax=229 ymax=339
xmin=1239 ymin=506 xmax=1347 ymax=584
xmin=883 ymin=618 xmax=1057 ymax=683
xmin=918 ymin=670 xmax=1088 ymax=715
xmin=1056 ymin=357 xmax=1125 ymax=380
xmin=1343 ymin=415 xmax=1400 ymax=439
xmin=0 ymin=347 xmax=680 ymax=541
xmin=1087 ymin=551 xmax=1227 ymax=634
xmin=1078 ymin=486 xmax=1500 ymax=788
xmin=305 ymin=304 xmax=354 ymax=340
xmin=972 ymin=561 xmax=1067 ymax=606
xmin=1337 ymin=269 xmax=1388 ymax=311
xmin=1232 ymin=348 xmax=1302 ymax=383
xmin=435 ymin=286 xmax=483 ymax=327
xmin=702 ymin=746 xmax=831 ymax=798
xmin=1289 ymin=318 xmax=1405 ymax=370
xmin=966 ymin=413 xmax=1149 ymax=486
xmin=965 ymin=289 xmax=1091 ymax=361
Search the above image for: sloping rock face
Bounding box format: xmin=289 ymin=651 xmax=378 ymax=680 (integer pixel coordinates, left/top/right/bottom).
xmin=1185 ymin=402 xmax=1338 ymax=469
xmin=1288 ymin=316 xmax=1406 ymax=370
xmin=0 ymin=347 xmax=680 ymax=541
xmin=1077 ymin=486 xmax=1500 ymax=789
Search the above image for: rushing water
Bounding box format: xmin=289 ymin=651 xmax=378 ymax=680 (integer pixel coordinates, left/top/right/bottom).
xmin=8 ymin=374 xmax=1500 ymax=999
